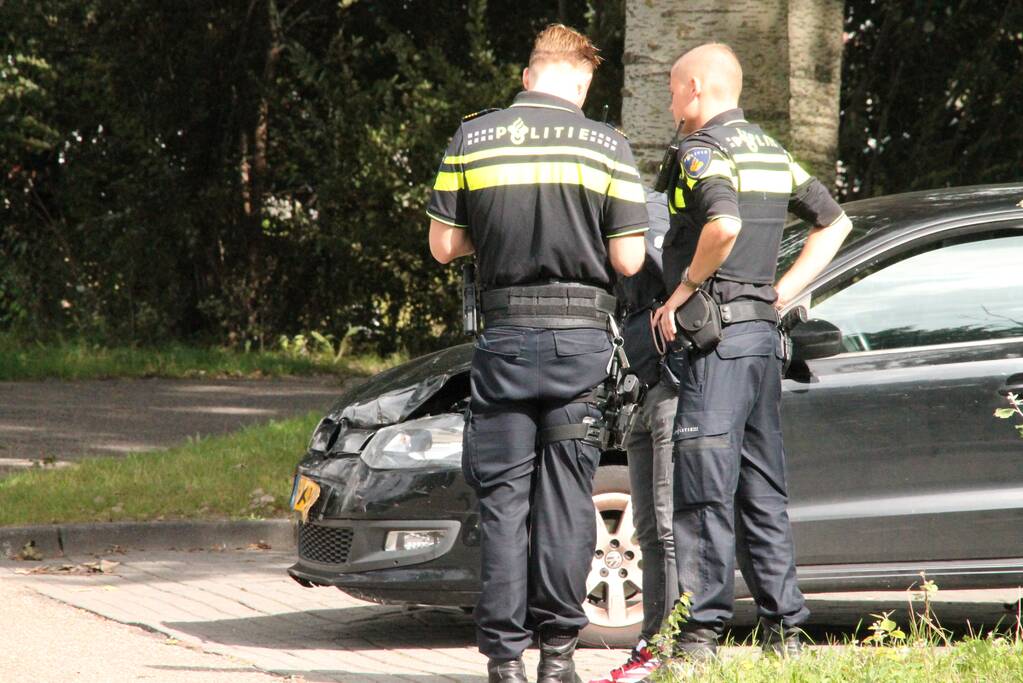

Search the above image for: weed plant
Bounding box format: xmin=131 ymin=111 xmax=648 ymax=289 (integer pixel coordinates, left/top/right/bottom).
xmin=650 ymin=578 xmax=1023 ymax=682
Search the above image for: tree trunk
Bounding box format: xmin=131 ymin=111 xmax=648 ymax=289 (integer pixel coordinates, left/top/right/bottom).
xmin=622 ymin=0 xmax=844 ymax=186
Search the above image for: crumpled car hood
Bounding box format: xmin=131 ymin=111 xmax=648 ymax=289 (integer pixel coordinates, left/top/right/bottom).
xmin=330 ymin=343 xmax=473 ymax=428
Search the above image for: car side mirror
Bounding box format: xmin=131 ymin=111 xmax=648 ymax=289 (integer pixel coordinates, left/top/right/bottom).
xmin=790 ymin=319 xmax=844 ymax=361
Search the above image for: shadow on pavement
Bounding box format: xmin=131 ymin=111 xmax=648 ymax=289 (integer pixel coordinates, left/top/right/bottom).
xmin=165 ymin=605 xmax=476 ymax=650
xmin=272 ymin=674 xmax=486 ymax=683
xmin=151 ymin=667 xmax=487 ymax=683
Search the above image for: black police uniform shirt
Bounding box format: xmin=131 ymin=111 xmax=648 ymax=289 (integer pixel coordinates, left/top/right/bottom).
xmin=427 ymin=91 xmax=648 ymax=292
xmin=663 ymin=107 xmax=844 ymax=304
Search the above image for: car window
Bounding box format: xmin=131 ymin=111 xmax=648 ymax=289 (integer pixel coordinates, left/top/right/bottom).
xmin=810 ymin=231 xmax=1023 ymax=352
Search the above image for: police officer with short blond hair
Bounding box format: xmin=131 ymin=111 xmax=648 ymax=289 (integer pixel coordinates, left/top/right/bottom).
xmin=652 ymin=43 xmax=853 ymax=658
xmin=428 ymin=24 xmax=648 ymax=683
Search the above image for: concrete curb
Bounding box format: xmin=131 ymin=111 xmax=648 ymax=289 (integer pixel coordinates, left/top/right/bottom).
xmin=0 ymin=519 xmax=296 ymax=559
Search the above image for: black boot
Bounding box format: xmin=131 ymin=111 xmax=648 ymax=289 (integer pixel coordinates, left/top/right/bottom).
xmin=759 ymin=618 xmax=805 ymax=657
xmin=487 ymin=657 xmax=527 ymax=683
xmin=674 ymin=627 xmax=718 ymax=660
xmin=537 ymin=635 xmax=579 ymax=683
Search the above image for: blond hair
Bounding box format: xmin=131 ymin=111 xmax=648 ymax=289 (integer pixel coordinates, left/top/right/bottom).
xmin=528 ymin=24 xmax=602 ymax=72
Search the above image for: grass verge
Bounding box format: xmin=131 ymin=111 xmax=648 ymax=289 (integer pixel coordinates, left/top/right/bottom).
xmin=0 ymin=413 xmax=320 ymax=526
xmin=655 ymin=636 xmax=1023 ymax=682
xmin=0 ymin=334 xmax=403 ymax=381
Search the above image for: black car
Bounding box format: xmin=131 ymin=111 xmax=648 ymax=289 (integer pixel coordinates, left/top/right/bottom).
xmin=287 ymin=183 xmax=1023 ymax=647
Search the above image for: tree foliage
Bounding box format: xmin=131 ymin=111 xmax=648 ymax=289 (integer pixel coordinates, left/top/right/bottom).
xmin=1 ymin=0 xmax=1019 ymax=353
xmin=0 ymin=0 xmax=624 ymax=352
xmin=839 ymin=0 xmax=1023 ymax=198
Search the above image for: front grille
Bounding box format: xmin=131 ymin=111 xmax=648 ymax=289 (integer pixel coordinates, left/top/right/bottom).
xmin=298 ymin=523 xmax=354 ymax=564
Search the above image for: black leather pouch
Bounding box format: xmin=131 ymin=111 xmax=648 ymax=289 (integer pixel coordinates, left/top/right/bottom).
xmin=674 ymin=289 xmax=723 ymax=352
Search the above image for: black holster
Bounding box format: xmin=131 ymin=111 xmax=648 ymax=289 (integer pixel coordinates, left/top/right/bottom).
xmin=674 ymin=289 xmax=723 ymax=352
xmin=674 ymin=290 xmax=780 ymax=353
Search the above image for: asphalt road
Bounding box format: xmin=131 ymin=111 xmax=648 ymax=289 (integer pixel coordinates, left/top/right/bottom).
xmin=0 ymin=377 xmax=351 ymax=469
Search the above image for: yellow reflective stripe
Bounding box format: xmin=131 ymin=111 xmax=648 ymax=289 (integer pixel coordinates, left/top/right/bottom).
xmin=705 ymin=158 xmax=737 ymax=186
xmin=732 ymin=152 xmax=790 ymax=165
xmin=444 ymin=146 xmax=640 ymax=178
xmin=608 ymin=177 xmax=644 ymax=203
xmin=673 ymin=185 xmax=685 ymax=209
xmin=433 ymin=171 xmax=465 ymax=192
xmin=684 ymin=157 xmax=737 ymax=188
xmin=737 ymin=169 xmax=793 ymax=194
xmin=463 ymin=161 xmax=643 ymax=202
xmin=790 ymin=160 xmax=812 ymax=187
xmin=464 ymin=161 xmax=607 ymax=193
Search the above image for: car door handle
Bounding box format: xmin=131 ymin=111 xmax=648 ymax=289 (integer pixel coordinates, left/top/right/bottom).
xmin=997 ymin=373 xmax=1023 ymax=396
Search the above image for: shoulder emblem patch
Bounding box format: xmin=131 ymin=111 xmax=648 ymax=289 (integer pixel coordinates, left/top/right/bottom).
xmin=462 ymin=108 xmax=499 ymax=122
xmin=682 ymin=147 xmax=713 ymax=179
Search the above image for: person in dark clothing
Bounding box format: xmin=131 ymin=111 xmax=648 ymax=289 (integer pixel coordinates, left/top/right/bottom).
xmin=652 ymin=43 xmax=852 ymax=658
xmin=428 ymin=24 xmax=648 ymax=683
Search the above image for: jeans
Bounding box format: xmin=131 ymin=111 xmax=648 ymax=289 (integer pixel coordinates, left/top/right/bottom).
xmin=625 ymin=380 xmax=680 ymax=642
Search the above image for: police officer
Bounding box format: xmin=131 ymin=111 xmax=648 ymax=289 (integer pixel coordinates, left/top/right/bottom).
xmin=427 ymin=25 xmax=648 ymax=683
xmin=651 ymin=43 xmax=852 ymax=657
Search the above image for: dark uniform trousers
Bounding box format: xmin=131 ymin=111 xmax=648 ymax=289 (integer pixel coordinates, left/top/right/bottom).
xmin=672 ymin=320 xmax=809 ymax=633
xmin=464 ymin=325 xmax=611 ymax=660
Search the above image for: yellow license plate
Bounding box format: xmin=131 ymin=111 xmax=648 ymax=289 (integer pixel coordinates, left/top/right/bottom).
xmin=289 ymin=475 xmax=321 ymax=523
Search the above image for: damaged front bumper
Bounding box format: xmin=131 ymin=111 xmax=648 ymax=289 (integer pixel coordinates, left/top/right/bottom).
xmin=287 ymin=452 xmax=483 ymax=607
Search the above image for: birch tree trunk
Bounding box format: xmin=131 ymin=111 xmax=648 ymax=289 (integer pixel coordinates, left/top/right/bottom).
xmin=622 ymin=0 xmax=844 ymax=186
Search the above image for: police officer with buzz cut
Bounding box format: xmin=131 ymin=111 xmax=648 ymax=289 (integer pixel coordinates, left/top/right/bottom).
xmin=427 ymin=24 xmax=648 ymax=683
xmin=651 ymin=43 xmax=853 ymax=658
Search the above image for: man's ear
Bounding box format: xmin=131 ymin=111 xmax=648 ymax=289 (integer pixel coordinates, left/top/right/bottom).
xmin=522 ymin=67 xmax=531 ymax=90
xmin=576 ymin=71 xmax=594 ymax=103
xmin=690 ymin=76 xmax=701 ymax=99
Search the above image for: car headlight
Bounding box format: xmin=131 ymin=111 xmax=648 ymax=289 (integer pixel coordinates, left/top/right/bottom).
xmin=360 ymin=413 xmax=464 ymax=470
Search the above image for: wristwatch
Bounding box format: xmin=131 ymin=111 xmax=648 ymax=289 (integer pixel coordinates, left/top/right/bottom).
xmin=681 ymin=266 xmax=703 ymax=290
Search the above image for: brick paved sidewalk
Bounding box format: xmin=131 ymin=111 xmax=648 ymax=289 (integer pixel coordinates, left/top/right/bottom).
xmin=0 ymin=547 xmax=626 ymax=683
xmin=2 ymin=547 xmax=1018 ymax=683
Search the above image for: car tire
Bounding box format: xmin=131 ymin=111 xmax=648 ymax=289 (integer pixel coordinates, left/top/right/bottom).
xmin=579 ymin=464 xmax=644 ymax=649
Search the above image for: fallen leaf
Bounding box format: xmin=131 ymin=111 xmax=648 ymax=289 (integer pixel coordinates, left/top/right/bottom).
xmin=15 ymin=541 xmax=43 ymax=561
xmin=247 ymin=541 xmax=272 ymax=550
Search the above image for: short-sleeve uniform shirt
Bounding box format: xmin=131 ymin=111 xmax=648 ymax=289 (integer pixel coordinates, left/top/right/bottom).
xmin=663 ymin=108 xmax=844 ymax=302
xmin=427 ymin=91 xmax=648 ymax=292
